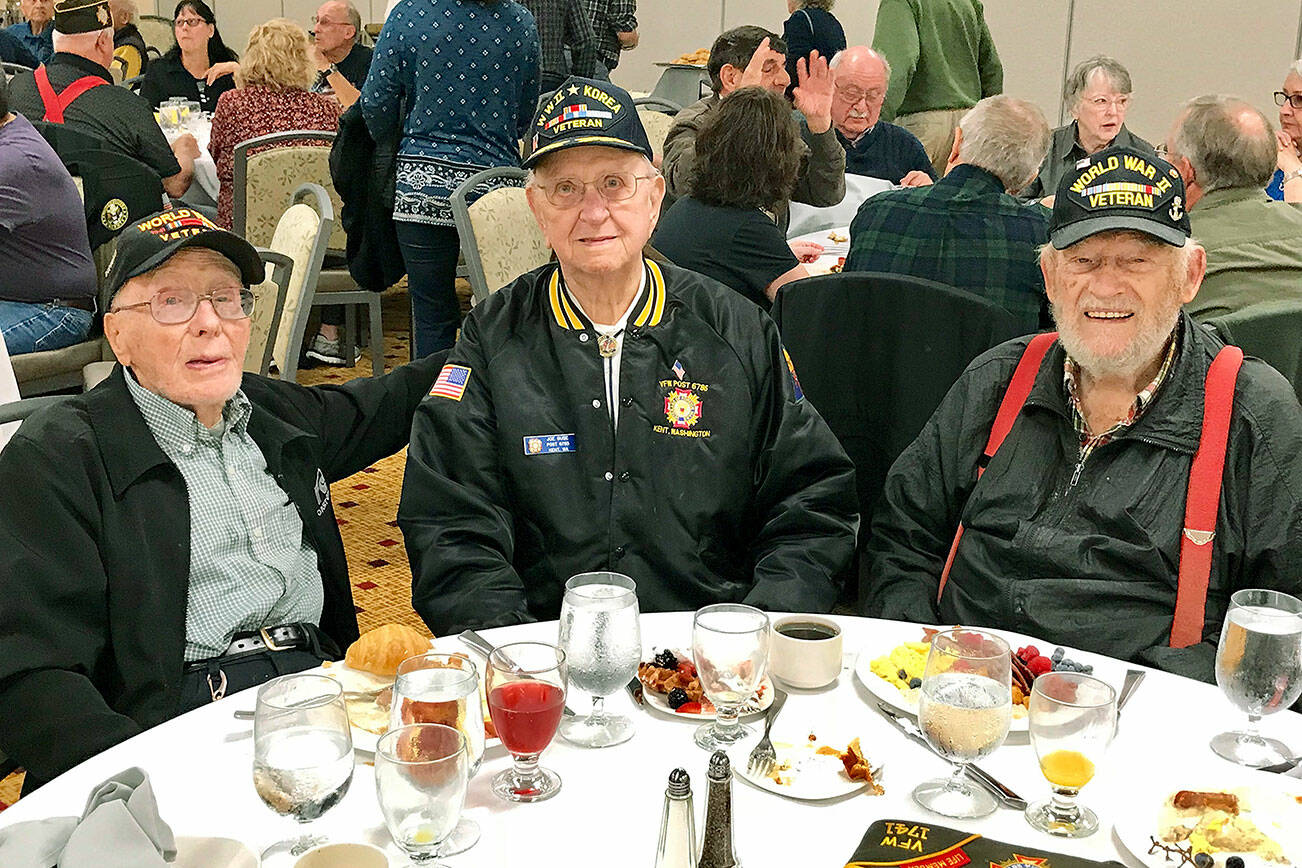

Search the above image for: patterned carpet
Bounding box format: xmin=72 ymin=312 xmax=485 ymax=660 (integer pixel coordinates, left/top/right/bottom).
xmin=0 ymin=283 xmax=455 ymax=808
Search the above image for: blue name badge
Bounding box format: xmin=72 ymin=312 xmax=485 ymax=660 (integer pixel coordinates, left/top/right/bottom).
xmin=522 ymin=433 xmax=577 ymax=456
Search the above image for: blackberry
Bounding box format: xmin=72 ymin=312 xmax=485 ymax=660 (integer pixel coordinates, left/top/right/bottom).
xmin=653 ymin=649 xmax=678 ymax=670
xmin=667 ymin=687 xmax=690 ymax=709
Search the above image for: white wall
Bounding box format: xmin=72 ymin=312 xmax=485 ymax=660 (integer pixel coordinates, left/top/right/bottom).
xmin=146 ymin=0 xmax=1302 ymax=142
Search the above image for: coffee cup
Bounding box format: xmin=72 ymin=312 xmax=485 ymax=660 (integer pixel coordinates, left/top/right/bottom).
xmin=770 ymin=615 xmax=843 ymax=688
xmin=294 ymin=842 xmax=389 ymax=868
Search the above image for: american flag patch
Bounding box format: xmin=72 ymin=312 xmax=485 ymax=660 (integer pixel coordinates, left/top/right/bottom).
xmin=429 ymin=364 xmax=472 ymax=400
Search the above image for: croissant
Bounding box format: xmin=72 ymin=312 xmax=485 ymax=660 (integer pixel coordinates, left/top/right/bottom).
xmin=344 ymin=623 xmax=432 ymax=677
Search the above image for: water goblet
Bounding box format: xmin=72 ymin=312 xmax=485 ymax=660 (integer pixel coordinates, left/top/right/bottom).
xmin=485 ymin=642 xmax=567 ymax=802
xmin=1025 ymin=672 xmax=1117 ymax=837
xmin=375 ymin=724 xmax=469 ymax=867
xmin=1211 ymin=588 xmax=1302 ymax=766
xmin=558 ymin=571 xmax=641 ymax=748
xmin=252 ymin=673 xmax=354 ymax=865
xmin=691 ymin=603 xmax=770 ymax=751
xmin=912 ymin=628 xmax=1012 ymax=819
xmin=390 ymin=652 xmax=484 ymax=854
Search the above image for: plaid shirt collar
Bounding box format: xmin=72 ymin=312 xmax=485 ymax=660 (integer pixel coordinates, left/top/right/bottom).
xmin=1063 ymin=327 xmax=1179 ymax=449
xmin=125 ymin=369 xmax=252 ymax=449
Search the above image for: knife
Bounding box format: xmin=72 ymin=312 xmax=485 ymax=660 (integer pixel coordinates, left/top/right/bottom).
xmin=875 ymin=700 xmax=1028 ymax=810
xmin=458 ymin=629 xmax=577 ymax=717
xmin=625 ymin=676 xmax=645 ymax=707
xmin=1117 ymin=669 xmax=1145 ymax=712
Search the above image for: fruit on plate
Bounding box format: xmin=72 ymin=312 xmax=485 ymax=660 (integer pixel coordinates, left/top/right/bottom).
xmin=639 ymin=649 xmax=710 ymax=713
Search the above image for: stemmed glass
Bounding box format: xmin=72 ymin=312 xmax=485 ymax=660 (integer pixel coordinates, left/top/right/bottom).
xmin=1026 ymin=672 xmax=1117 ymax=837
xmin=691 ymin=603 xmax=770 ymax=751
xmin=252 ymin=673 xmax=354 ymax=864
xmin=390 ymin=652 xmax=484 ymax=854
xmin=1211 ymin=588 xmax=1302 ymax=766
xmin=375 ymin=723 xmax=469 ymax=867
xmin=912 ymin=628 xmax=1012 ymax=819
xmin=558 ymin=571 xmax=642 ymax=748
xmin=485 ymin=642 xmax=568 ymax=802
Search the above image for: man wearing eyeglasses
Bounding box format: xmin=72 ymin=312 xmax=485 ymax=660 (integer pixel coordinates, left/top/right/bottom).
xmin=1020 ymin=56 xmax=1154 ymax=203
xmin=825 ymin=46 xmax=932 ymax=185
xmin=0 ymin=208 xmax=442 ymax=792
xmin=399 ymin=77 xmax=858 ymax=635
xmin=310 ymin=0 xmax=371 ymax=110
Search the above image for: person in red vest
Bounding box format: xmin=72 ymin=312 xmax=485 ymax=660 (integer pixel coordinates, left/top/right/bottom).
xmin=865 ymin=144 xmax=1302 ymax=683
xmin=6 ymin=0 xmax=198 ymax=199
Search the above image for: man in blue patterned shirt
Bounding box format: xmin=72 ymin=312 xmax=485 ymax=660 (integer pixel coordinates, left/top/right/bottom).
xmin=844 ymin=95 xmax=1053 ymax=333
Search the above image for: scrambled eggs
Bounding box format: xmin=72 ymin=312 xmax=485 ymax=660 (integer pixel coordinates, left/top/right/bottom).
xmin=869 ymin=641 xmax=930 ymax=696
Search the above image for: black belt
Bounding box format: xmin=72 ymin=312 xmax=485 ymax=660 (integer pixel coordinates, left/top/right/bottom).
xmin=184 ymin=623 xmax=319 ymax=674
xmin=51 ymin=297 xmax=96 ymax=313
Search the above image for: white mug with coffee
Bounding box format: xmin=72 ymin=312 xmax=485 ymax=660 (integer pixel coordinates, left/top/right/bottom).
xmin=770 ymin=615 xmax=843 ymax=689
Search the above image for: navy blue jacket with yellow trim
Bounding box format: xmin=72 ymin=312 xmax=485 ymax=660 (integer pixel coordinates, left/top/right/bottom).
xmin=399 ymin=259 xmax=859 ymax=633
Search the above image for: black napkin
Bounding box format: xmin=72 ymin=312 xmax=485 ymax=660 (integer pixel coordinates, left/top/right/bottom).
xmin=846 ymin=820 xmax=1126 ymax=868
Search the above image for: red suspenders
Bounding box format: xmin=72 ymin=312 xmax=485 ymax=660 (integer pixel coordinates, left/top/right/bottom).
xmin=34 ymin=65 xmax=109 ymax=125
xmin=936 ymin=334 xmax=1243 ymax=649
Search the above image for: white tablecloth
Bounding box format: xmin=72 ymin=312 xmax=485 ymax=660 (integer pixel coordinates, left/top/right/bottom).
xmin=162 ymin=118 xmax=218 ymax=205
xmin=1 ymin=614 xmax=1298 ymax=866
xmin=791 ymin=226 xmax=851 ymax=276
xmin=0 ymin=331 xmax=19 ymax=452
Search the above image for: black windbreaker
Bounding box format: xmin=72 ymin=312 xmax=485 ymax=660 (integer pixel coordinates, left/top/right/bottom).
xmin=401 ymin=259 xmax=859 ymax=633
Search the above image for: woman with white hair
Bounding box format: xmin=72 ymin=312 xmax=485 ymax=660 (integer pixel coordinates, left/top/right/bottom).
xmin=1270 ymin=59 xmax=1302 ymax=203
xmin=109 ymin=0 xmax=147 ymax=79
xmin=1020 ymin=54 xmax=1154 ymax=201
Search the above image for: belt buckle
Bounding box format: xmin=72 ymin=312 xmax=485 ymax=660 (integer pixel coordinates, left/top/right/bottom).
xmin=260 ymin=626 xmax=290 ymax=652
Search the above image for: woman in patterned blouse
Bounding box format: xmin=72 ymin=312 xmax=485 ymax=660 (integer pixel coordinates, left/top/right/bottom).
xmin=207 ymin=18 xmax=341 ymax=230
xmin=362 ymin=0 xmax=540 ymax=358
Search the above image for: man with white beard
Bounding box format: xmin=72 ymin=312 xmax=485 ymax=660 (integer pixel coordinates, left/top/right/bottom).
xmin=864 ymin=144 xmax=1302 ymax=683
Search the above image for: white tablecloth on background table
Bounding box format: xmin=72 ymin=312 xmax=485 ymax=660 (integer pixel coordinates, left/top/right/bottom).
xmin=791 ymin=226 xmax=851 ymax=276
xmin=0 ymin=331 xmax=19 ymax=452
xmin=163 ymin=118 xmax=218 ymax=205
xmin=1 ymin=613 xmax=1298 ymax=866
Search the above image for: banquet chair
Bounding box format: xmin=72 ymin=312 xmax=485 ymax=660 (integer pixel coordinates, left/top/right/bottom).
xmin=264 ymin=184 xmax=334 ymax=384
xmin=450 ymin=167 xmax=550 ymax=303
xmin=1203 ymin=299 xmax=1302 ymax=404
xmin=233 ymin=131 xmax=385 ymax=376
xmin=1 ymin=61 xmax=33 ymax=80
xmin=636 ymin=109 xmax=677 ymax=167
xmin=135 ymin=14 xmax=174 ymax=53
xmin=632 ymin=96 xmax=681 ymax=114
xmin=770 ymin=272 xmax=1027 ymax=606
xmin=0 ymin=395 xmax=70 ymax=426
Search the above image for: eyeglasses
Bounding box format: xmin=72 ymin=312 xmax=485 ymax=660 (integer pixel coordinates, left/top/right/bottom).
xmin=1275 ymin=91 xmax=1302 ymax=109
xmin=1083 ymin=94 xmax=1131 ymax=112
xmin=110 ymin=287 xmax=254 ymax=324
xmin=174 ymin=16 xmax=207 ymax=28
xmin=311 ymin=16 xmax=347 ymax=27
xmin=533 ymin=172 xmax=658 ymax=208
xmin=834 ymin=84 xmax=884 ymax=105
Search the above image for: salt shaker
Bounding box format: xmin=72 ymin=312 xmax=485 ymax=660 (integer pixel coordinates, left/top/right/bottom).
xmin=654 ymin=767 xmax=698 ymax=868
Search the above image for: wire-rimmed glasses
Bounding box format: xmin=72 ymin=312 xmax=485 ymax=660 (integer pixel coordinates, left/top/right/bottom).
xmin=109 ymin=287 xmax=254 ymax=323
xmin=531 ymin=172 xmax=659 ymax=208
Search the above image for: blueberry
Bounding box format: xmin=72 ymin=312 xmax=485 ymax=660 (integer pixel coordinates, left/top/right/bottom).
xmin=898 ymin=668 xmax=908 ymax=680
xmin=1226 ymin=857 xmax=1244 ymax=868
xmin=1081 ymin=664 xmax=1093 ymax=674
xmin=667 ymin=687 xmax=690 ymax=709
xmin=908 ymin=677 xmax=922 ymax=689
xmin=1193 ymin=853 xmax=1213 ymax=868
xmin=1051 ymin=647 xmax=1064 ymax=662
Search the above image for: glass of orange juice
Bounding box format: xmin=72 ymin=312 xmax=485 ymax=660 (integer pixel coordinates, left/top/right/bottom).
xmin=1026 ymin=671 xmax=1116 ymax=837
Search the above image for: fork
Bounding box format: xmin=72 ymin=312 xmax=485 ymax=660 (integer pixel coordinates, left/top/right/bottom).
xmin=746 ymin=687 xmax=788 ymax=777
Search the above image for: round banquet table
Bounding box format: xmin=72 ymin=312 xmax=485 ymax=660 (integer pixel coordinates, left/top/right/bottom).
xmin=1 ymin=613 xmax=1298 ymax=866
xmin=161 ymin=117 xmax=219 ymax=206
xmin=790 ymin=225 xmax=851 ymax=277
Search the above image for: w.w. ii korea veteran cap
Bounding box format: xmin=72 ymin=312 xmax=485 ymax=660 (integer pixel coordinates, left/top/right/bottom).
xmin=523 ymin=76 xmax=653 ymax=169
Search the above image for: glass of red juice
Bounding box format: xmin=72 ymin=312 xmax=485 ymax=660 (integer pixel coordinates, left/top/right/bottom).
xmin=486 ymin=642 xmax=568 ymax=802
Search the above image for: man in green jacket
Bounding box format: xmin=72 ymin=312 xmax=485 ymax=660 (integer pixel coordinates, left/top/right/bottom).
xmin=872 ymin=0 xmax=1003 ymax=175
xmin=1165 ymin=93 xmax=1302 ymax=319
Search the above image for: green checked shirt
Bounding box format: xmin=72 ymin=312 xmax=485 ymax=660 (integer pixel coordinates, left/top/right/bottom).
xmin=125 ymin=372 xmax=324 ymax=662
xmin=844 ymin=164 xmax=1050 ymax=332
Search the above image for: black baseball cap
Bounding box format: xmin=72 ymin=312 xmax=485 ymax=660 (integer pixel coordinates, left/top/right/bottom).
xmin=1050 ymin=144 xmax=1191 ymax=248
xmin=105 ymin=208 xmax=264 ymax=297
xmin=523 ymin=77 xmax=653 ymax=169
xmin=54 ymin=0 xmax=112 ymax=34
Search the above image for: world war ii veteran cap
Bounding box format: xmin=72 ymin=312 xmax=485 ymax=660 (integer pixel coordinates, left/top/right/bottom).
xmin=105 ymin=208 xmax=265 ymax=297
xmin=1050 ymin=144 xmax=1191 ymax=248
xmin=54 ymin=0 xmax=112 ymax=34
xmin=522 ymin=76 xmax=653 ymax=169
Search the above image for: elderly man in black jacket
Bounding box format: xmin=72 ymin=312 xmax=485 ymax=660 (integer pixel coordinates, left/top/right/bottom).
xmin=400 ymin=78 xmax=858 ymax=634
xmin=0 ymin=208 xmax=441 ymax=792
xmin=866 ymin=146 xmax=1302 ymax=683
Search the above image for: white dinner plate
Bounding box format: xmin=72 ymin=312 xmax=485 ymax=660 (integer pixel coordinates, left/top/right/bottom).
xmin=641 ymin=676 xmax=774 ymax=721
xmin=174 ymin=836 xmax=259 ymax=868
xmin=725 ymin=729 xmax=882 ymax=801
xmin=852 ymin=622 xmax=1124 ymax=732
xmin=1113 ymin=774 xmax=1302 ymax=868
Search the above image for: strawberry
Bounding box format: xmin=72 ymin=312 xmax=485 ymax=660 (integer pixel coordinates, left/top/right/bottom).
xmin=677 ymin=660 xmax=697 ymax=678
xmin=675 ymin=701 xmax=702 ymax=714
xmin=1027 ymin=655 xmax=1053 ymax=676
